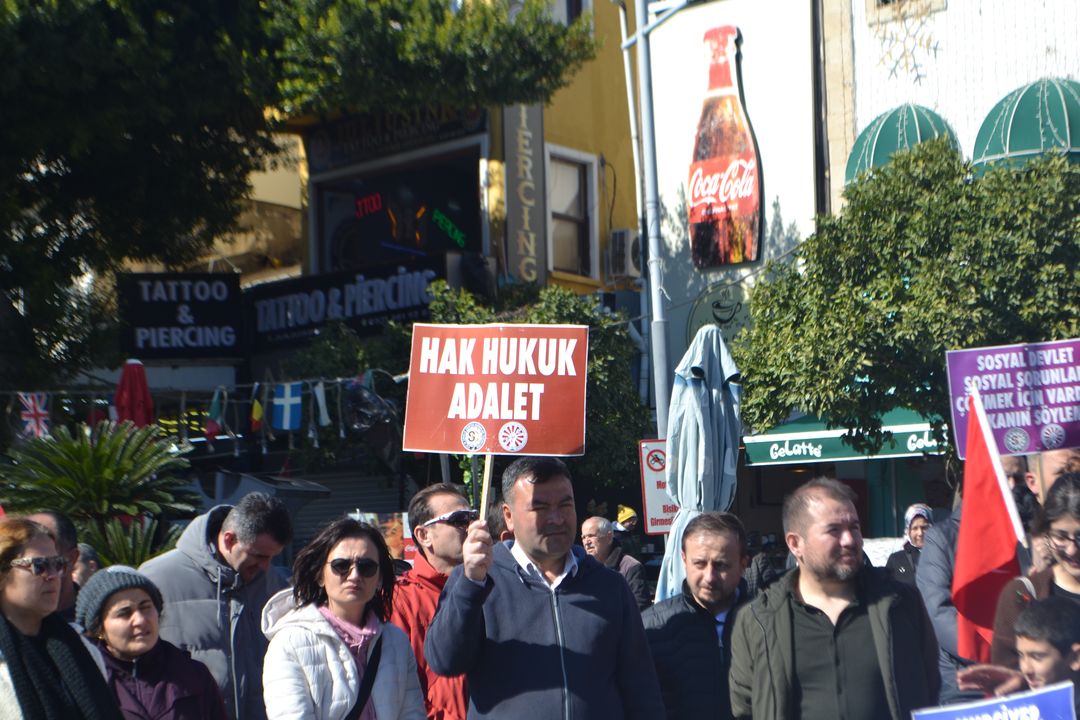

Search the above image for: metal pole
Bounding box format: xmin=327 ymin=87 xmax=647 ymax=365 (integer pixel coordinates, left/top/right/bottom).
xmin=614 ymin=0 xmax=651 ymax=406
xmin=634 ymin=0 xmax=672 ymax=437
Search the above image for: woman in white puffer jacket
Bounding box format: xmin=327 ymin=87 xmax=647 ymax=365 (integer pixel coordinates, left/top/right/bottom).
xmin=262 ymin=518 xmax=424 ymax=720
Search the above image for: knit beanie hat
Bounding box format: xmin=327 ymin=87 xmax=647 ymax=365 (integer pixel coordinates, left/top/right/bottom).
xmin=74 ymin=565 xmax=164 ymax=634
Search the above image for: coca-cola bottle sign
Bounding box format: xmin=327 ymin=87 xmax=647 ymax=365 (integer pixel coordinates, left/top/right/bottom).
xmin=688 ymin=26 xmax=763 ymax=268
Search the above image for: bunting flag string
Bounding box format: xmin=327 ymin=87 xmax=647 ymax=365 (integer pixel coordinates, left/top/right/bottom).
xmin=307 ymin=381 xmax=320 ymax=449
xmin=313 ymin=381 xmax=331 ymax=427
xmin=205 ymin=386 xmax=227 ymax=450
xmin=249 ymin=383 xmax=264 ymax=433
xmin=336 ymin=381 xmax=346 ymax=439
xmin=18 ymin=393 xmax=50 ymax=439
xmin=2 ymin=369 xmax=404 ymax=454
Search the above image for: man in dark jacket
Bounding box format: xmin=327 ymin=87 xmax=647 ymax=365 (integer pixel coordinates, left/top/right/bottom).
xmin=917 ymin=505 xmax=987 ymax=704
xmin=425 ymin=456 xmax=665 ymax=720
xmin=730 ymin=477 xmax=939 ymax=720
xmin=140 ymin=492 xmax=292 ymax=720
xmin=642 ymin=512 xmax=749 ymax=719
xmin=582 ymin=516 xmax=651 ymax=610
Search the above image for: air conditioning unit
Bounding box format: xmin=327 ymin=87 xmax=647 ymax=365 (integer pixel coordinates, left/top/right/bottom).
xmin=608 ymin=229 xmax=642 ymax=278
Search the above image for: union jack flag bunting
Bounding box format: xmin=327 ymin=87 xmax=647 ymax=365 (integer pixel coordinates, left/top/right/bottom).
xmin=18 ymin=393 xmax=50 ymax=438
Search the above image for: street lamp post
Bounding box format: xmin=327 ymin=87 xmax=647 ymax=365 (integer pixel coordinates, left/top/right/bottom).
xmin=619 ymin=0 xmax=697 ymax=437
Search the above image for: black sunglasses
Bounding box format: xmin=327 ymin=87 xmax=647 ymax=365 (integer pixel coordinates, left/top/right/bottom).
xmin=9 ymin=555 xmax=68 ymax=577
xmin=327 ymin=557 xmax=381 ymax=578
xmin=421 ymin=508 xmax=479 ymax=529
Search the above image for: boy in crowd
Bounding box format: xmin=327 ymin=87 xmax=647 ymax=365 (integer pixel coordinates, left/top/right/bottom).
xmin=958 ymin=596 xmax=1080 ymax=711
xmin=1014 ymin=597 xmax=1080 ymax=695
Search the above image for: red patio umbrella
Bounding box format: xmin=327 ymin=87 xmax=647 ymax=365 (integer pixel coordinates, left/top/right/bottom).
xmin=114 ymin=359 xmax=154 ymax=427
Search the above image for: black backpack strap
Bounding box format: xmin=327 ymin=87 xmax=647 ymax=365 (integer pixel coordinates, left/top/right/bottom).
xmin=343 ymin=635 xmax=383 ymax=720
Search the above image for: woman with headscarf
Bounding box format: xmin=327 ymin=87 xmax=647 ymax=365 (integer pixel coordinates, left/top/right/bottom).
xmin=0 ymin=517 xmax=122 ymax=720
xmin=75 ymin=566 xmax=227 ymax=720
xmin=262 ymin=517 xmax=425 ymax=720
xmin=886 ymin=503 xmax=933 ymax=587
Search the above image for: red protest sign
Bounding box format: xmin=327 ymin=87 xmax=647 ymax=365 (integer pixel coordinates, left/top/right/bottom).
xmin=403 ymin=323 xmax=589 ymax=456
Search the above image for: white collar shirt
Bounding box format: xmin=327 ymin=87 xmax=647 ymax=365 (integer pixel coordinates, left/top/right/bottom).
xmin=510 ymin=540 xmax=579 ymax=592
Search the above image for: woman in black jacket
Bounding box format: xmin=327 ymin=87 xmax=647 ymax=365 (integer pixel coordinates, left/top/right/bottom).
xmin=886 ymin=503 xmax=933 ymax=587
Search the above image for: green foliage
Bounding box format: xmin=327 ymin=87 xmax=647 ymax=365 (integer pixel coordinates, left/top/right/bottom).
xmin=0 ymin=0 xmax=282 ymax=387
xmin=274 ymin=0 xmax=596 ymax=117
xmin=734 ymin=139 xmax=1080 ymax=453
xmin=80 ymin=517 xmax=182 ymax=568
xmin=0 ymin=0 xmax=595 ymax=388
xmin=0 ymin=421 xmax=197 ymax=533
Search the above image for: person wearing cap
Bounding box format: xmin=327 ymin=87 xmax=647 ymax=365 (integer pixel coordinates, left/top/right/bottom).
xmin=886 ymin=504 xmax=932 ymax=587
xmin=614 ymin=505 xmax=643 ymax=558
xmin=76 ymin=566 xmax=227 ymax=720
xmin=390 ymin=484 xmax=474 ymax=719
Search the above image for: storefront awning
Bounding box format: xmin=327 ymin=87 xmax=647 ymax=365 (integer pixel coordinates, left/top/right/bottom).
xmin=743 ymin=408 xmax=943 ymax=466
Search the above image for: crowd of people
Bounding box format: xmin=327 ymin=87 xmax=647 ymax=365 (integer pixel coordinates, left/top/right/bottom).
xmin=0 ymin=449 xmax=1078 ymax=719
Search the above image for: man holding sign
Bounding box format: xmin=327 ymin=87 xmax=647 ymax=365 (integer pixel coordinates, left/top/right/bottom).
xmin=424 ymin=456 xmax=665 ymax=719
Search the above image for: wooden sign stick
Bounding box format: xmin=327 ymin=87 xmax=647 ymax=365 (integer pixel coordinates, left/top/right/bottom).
xmin=478 ymin=453 xmax=494 ymax=520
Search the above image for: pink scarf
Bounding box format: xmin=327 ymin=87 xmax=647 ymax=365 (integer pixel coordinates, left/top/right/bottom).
xmin=318 ymin=605 xmax=380 ymax=720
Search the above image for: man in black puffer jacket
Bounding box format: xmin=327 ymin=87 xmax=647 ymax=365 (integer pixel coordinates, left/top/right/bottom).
xmin=642 ymin=512 xmax=750 ymax=720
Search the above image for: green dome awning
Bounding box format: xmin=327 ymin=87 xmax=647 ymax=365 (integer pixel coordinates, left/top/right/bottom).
xmin=845 ymin=104 xmax=958 ymax=184
xmin=973 ymin=77 xmax=1080 ymax=169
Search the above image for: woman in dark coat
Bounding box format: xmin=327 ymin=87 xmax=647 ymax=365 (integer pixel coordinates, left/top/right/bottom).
xmin=886 ymin=503 xmax=933 ymax=587
xmin=0 ymin=517 xmax=122 ymax=720
xmin=75 ymin=566 xmax=227 ymax=720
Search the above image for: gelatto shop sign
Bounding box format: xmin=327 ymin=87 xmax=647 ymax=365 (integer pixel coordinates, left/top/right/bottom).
xmin=402 ymin=324 xmax=588 ymax=456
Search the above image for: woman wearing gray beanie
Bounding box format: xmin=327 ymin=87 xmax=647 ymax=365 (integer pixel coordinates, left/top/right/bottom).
xmin=76 ymin=566 xmax=228 ymax=720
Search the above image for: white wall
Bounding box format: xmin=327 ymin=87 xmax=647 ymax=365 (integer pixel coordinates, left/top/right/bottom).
xmin=850 ymin=0 xmax=1080 ymax=157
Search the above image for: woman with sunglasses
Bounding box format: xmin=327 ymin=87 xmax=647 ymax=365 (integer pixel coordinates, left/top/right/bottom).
xmin=262 ymin=517 xmax=424 ymax=720
xmin=992 ymin=472 xmax=1080 ymax=667
xmin=0 ymin=517 xmax=123 ymax=720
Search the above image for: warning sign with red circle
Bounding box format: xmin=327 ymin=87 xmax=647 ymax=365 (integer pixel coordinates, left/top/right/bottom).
xmin=639 ymin=439 xmax=678 ymax=535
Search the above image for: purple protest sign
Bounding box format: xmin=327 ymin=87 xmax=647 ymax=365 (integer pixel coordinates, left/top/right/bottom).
xmin=946 ymin=338 xmax=1080 ymax=459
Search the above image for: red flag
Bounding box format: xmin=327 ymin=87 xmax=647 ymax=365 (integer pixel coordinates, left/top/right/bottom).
xmin=951 ymin=389 xmax=1026 ymax=662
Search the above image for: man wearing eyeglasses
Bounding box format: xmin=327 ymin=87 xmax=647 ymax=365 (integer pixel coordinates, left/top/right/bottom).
xmin=391 ymin=483 xmax=474 ymax=720
xmin=425 ymin=456 xmax=665 ymax=719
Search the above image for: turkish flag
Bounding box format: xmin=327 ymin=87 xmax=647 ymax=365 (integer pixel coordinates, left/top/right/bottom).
xmin=951 ymin=389 xmax=1025 ymax=662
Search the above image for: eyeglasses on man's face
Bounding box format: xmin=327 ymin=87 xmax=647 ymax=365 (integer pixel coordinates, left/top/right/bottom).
xmin=327 ymin=557 xmax=380 ymax=579
xmin=9 ymin=555 xmax=69 ymax=577
xmin=421 ymin=509 xmax=479 ymax=529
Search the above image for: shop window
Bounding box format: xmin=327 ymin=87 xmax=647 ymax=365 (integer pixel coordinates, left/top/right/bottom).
xmin=550 ymin=0 xmax=589 ymax=25
xmin=547 ymin=149 xmax=597 ymax=278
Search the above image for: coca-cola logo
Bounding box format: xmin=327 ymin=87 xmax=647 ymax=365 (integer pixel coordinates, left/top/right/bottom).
xmin=688 ymin=158 xmax=757 ymax=210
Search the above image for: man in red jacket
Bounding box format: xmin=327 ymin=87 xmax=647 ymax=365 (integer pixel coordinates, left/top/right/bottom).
xmin=391 ymin=483 xmax=475 ymax=720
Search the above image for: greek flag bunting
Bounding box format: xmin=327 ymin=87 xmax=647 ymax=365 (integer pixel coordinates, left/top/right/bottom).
xmin=272 ymin=383 xmax=303 ymax=431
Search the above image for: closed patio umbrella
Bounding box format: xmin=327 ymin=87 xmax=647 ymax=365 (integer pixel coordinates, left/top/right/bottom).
xmin=654 ymin=325 xmax=742 ymax=602
xmin=114 ymin=359 xmax=154 ymax=427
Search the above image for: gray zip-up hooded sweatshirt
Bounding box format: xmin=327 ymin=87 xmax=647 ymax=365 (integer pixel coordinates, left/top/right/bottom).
xmin=140 ymin=506 xmax=287 ymax=720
